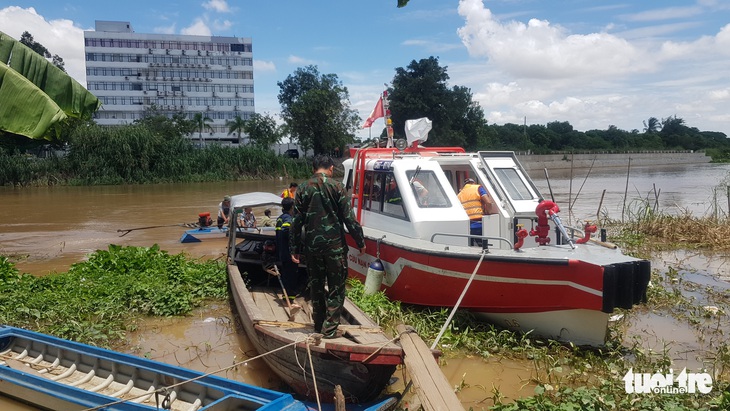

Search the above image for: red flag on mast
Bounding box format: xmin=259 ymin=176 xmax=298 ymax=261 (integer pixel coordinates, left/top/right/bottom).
xmin=362 ymin=96 xmax=384 ymax=128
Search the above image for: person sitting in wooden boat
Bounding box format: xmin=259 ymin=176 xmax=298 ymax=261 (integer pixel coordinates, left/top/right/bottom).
xmin=217 ymin=195 xmax=232 ymax=229
xmin=240 ymin=207 xmax=257 ymax=228
xmin=259 ymin=208 xmax=276 ymax=227
xmin=457 ymin=178 xmax=496 ymax=244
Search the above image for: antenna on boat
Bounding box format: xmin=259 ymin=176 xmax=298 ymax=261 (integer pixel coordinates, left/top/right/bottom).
xmin=383 ymin=89 xmax=394 ymax=148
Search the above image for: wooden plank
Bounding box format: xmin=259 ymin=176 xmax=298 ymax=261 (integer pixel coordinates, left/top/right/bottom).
xmin=340 ymin=326 xmax=390 ymax=345
xmin=396 ymin=324 xmax=464 ymax=411
xmin=343 ymin=298 xmax=378 ymax=327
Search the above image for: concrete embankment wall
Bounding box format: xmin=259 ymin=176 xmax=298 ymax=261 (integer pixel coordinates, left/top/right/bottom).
xmin=516 ymin=151 xmax=711 ymax=172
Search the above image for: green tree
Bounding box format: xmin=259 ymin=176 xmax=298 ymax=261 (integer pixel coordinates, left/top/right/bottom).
xmin=643 ymin=117 xmax=660 ymax=133
xmin=226 ymin=115 xmax=247 ymax=145
xmin=135 ymin=105 xmax=190 ymax=139
xmin=19 ymin=31 xmax=66 ymax=72
xmin=191 ymin=113 xmax=213 ymax=146
xmin=277 ymin=65 xmax=359 ymax=155
xmin=388 ymin=57 xmax=487 ymax=149
xmin=243 ymin=113 xmax=281 ymax=148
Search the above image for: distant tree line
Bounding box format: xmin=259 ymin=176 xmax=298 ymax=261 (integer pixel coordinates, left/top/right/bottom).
xmin=274 ymin=57 xmax=729 ymax=162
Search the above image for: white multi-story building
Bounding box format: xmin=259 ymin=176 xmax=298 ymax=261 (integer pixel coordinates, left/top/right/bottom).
xmin=84 ymin=21 xmax=254 ymax=145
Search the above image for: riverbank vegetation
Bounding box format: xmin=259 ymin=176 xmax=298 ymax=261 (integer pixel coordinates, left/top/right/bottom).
xmin=0 ymin=122 xmax=311 ymax=186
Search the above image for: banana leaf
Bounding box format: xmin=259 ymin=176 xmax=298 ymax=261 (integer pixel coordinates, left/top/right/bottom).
xmin=0 ymin=30 xmax=100 ymax=139
xmin=0 ymin=63 xmax=67 ymax=139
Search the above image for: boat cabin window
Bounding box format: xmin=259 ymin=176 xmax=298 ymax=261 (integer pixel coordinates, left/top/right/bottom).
xmin=494 ymin=167 xmax=535 ymax=201
xmin=382 ymin=173 xmax=405 ymax=218
xmin=362 ymin=172 xmax=383 ymax=212
xmin=354 ymin=171 xmax=407 ymax=219
xmin=405 ymin=170 xmax=451 ymax=208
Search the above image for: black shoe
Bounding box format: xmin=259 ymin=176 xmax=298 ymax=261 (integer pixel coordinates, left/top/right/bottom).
xmin=322 ymin=329 xmax=344 ymax=339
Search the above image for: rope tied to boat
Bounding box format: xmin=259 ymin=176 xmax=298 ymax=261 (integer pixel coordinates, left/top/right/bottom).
xmin=431 ymin=249 xmax=487 ymax=350
xmin=154 ymin=387 xmax=172 ymax=410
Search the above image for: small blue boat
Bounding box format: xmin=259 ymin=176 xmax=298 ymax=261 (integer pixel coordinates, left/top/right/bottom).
xmin=179 ymin=226 xmax=229 ymax=243
xmin=0 ymin=326 xmax=398 ymax=411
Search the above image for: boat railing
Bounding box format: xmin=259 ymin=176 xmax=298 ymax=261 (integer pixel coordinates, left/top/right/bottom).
xmin=430 ymin=232 xmax=514 ymax=251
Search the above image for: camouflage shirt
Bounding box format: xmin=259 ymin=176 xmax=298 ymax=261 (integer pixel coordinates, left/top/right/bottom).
xmin=290 ymin=172 xmax=365 ymax=255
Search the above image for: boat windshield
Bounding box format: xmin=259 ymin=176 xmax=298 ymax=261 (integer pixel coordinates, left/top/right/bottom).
xmin=494 ymin=167 xmax=535 ymax=201
xmin=405 ymin=170 xmax=451 ymax=208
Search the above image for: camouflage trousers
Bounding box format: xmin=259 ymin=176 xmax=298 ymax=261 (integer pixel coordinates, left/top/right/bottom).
xmin=305 ymin=250 xmax=348 ymax=337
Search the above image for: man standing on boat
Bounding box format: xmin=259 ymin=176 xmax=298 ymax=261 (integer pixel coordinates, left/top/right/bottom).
xmin=290 ymin=155 xmax=366 ymax=339
xmin=458 ymin=178 xmax=496 ymax=243
xmin=217 ymin=195 xmax=232 ymax=229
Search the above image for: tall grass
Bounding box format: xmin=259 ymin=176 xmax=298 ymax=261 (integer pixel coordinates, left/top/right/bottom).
xmin=0 ymin=124 xmax=311 ymax=186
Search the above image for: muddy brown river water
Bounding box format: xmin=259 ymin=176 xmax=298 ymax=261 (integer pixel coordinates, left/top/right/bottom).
xmin=1 ymin=163 xmax=729 ymax=409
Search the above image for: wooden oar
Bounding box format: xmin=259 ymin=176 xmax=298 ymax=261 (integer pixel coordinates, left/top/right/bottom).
xmin=264 ymin=264 xmax=301 ymax=321
xmin=117 ymin=222 xmax=198 ymax=237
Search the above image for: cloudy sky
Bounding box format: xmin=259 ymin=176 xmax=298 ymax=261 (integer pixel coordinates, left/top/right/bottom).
xmin=2 ymin=0 xmax=729 ymax=139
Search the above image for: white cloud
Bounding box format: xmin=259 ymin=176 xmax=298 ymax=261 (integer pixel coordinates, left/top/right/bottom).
xmin=254 ymin=60 xmax=276 ymax=73
xmin=451 ymin=0 xmax=730 ymax=135
xmin=202 ymin=0 xmax=231 ymax=13
xmin=456 ymin=0 xmax=651 ymax=79
xmin=0 ymin=6 xmax=87 ymax=85
xmin=288 ymin=55 xmax=317 ymax=65
xmin=153 ymin=23 xmax=177 ymax=35
xmin=181 ymin=18 xmax=212 ymax=36
xmin=213 ymin=19 xmax=233 ymax=32
xmin=620 ymin=6 xmax=703 ymax=22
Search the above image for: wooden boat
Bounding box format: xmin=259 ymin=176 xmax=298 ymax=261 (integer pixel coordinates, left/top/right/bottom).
xmin=0 ymin=325 xmax=398 ymax=411
xmin=340 ymin=130 xmax=650 ymax=346
xmin=225 ymin=192 xmax=405 ymax=404
xmin=0 ymin=325 xmax=303 ymax=411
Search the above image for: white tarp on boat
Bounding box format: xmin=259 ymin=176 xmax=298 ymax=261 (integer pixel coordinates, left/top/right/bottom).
xmin=405 ymin=117 xmax=432 ymax=146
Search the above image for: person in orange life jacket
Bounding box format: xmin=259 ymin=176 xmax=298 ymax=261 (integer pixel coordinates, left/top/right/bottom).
xmin=457 ymin=178 xmax=496 ymax=240
xmin=217 ymin=195 xmax=231 ymax=229
xmin=281 ymin=182 xmax=298 ymax=199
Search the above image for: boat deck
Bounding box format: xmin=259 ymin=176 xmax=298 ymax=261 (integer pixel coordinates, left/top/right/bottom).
xmin=248 ymin=285 xmax=400 ymax=349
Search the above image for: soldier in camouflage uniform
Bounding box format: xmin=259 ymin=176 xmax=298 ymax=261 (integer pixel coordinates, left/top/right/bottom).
xmin=290 ymin=155 xmax=366 ymax=339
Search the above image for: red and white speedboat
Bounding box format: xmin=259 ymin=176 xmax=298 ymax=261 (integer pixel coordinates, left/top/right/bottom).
xmin=342 ymin=134 xmax=649 ymax=346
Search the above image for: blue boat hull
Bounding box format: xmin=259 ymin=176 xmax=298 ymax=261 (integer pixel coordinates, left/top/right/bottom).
xmin=180 ymin=226 xmax=228 ymax=243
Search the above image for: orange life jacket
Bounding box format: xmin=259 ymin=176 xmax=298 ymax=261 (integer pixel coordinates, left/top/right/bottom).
xmin=458 ymin=184 xmax=483 ymax=220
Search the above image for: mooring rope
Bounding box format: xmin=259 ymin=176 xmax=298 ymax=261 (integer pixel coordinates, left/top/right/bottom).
xmin=79 ymin=337 xmax=309 ymax=411
xmin=306 ymin=341 xmax=322 ymax=411
xmin=360 ymin=333 xmax=402 ymax=363
xmin=431 ymin=249 xmax=486 ymax=350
